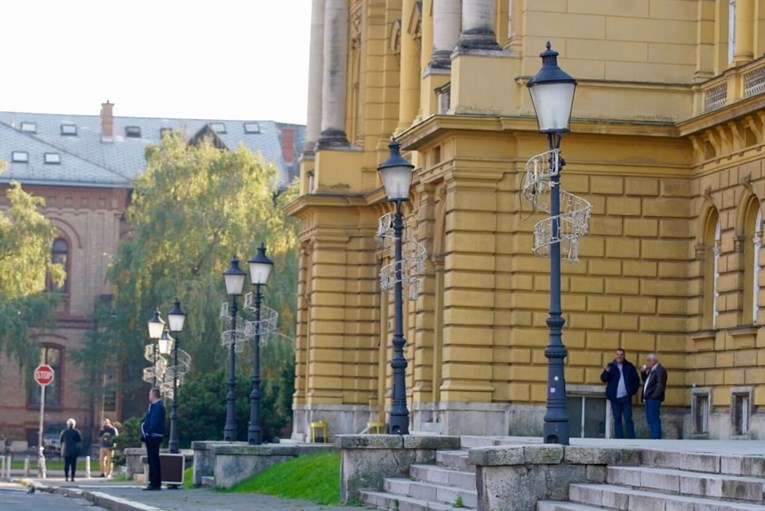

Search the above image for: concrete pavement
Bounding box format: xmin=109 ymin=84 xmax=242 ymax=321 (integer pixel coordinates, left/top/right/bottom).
xmin=12 ymin=437 xmax=765 ymax=511
xmin=15 ymin=476 xmax=370 ymax=511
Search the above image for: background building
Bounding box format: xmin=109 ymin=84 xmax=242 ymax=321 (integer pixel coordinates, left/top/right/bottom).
xmin=0 ymin=103 xmax=304 ymax=448
xmin=288 ymin=0 xmax=765 ymax=440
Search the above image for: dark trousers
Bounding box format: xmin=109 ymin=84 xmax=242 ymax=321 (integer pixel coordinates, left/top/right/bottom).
xmin=63 ymin=456 xmax=77 ymax=480
xmin=645 ymin=397 xmax=662 ymax=439
xmin=610 ymin=396 xmax=635 ymax=439
xmin=145 ymin=437 xmax=162 ymax=488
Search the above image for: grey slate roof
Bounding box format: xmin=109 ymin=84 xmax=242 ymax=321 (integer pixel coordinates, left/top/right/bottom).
xmin=0 ymin=121 xmax=130 ymax=188
xmin=0 ymin=110 xmax=305 ymax=189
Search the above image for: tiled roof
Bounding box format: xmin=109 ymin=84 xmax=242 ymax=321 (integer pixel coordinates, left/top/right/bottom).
xmin=0 ymin=110 xmax=305 ymax=189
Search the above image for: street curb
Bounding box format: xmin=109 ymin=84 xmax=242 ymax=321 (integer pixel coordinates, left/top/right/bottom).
xmin=16 ymin=478 xmax=160 ymax=511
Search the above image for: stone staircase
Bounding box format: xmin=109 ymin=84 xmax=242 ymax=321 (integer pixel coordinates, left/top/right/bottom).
xmin=538 ymin=451 xmax=765 ymax=511
xmin=359 ymin=449 xmax=478 ymax=510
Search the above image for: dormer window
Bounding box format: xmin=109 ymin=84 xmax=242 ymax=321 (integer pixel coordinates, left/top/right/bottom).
xmin=210 ymin=122 xmax=227 ymax=134
xmin=44 ymin=152 xmax=61 ymax=164
xmin=125 ymin=126 xmax=142 ymax=138
xmin=20 ymin=121 xmax=37 ymax=133
xmin=61 ymin=124 xmax=77 ymax=136
xmin=244 ymin=122 xmax=261 ymax=134
xmin=11 ymin=151 xmax=29 ymax=163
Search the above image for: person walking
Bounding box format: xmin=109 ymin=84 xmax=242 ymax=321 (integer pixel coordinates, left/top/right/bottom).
xmin=59 ymin=418 xmax=82 ymax=482
xmin=141 ymin=387 xmax=165 ymax=490
xmin=98 ymin=418 xmax=118 ymax=478
xmin=600 ymin=348 xmax=640 ymax=439
xmin=641 ymin=353 xmax=668 ymax=439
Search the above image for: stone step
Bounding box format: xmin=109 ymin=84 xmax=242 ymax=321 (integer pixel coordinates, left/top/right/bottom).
xmin=640 ymin=449 xmax=765 ymax=478
xmin=608 ymin=465 xmax=765 ymax=503
xmin=537 ymin=502 xmax=607 ymax=511
xmin=384 ymin=477 xmax=478 ymax=508
xmin=460 ymin=435 xmax=503 ymax=449
xmin=569 ymin=483 xmax=765 ymax=511
xmin=410 ymin=464 xmax=476 ymax=491
xmin=436 ymin=450 xmax=474 ymax=472
xmin=359 ymin=489 xmax=472 ymax=511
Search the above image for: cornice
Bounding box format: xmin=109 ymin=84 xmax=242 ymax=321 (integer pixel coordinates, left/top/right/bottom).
xmin=284 ymin=193 xmax=368 ymax=217
xmin=397 ymin=114 xmax=680 ymax=151
xmin=677 ymin=93 xmax=765 ymax=137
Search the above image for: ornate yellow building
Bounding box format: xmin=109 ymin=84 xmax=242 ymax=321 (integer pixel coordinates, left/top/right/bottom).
xmin=288 ymin=0 xmax=765 ymax=440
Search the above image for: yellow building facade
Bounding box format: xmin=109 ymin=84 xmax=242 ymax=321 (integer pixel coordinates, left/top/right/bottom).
xmin=287 ymin=0 xmax=765 ymax=440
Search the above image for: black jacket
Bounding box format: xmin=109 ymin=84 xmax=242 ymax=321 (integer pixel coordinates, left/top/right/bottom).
xmin=59 ymin=427 xmax=82 ymax=458
xmin=641 ymin=364 xmax=668 ymax=402
xmin=600 ymin=360 xmax=640 ymax=401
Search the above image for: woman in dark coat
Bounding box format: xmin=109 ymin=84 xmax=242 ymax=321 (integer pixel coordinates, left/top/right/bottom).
xmin=59 ymin=418 xmax=82 ymax=482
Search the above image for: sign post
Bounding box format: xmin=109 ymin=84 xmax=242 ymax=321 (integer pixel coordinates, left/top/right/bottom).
xmin=34 ymin=364 xmax=54 ymax=479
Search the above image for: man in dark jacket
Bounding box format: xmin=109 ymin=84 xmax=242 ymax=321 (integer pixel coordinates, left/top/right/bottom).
xmin=141 ymin=388 xmax=165 ymax=490
xmin=641 ymin=353 xmax=668 ymax=439
xmin=600 ymin=348 xmax=640 ymax=439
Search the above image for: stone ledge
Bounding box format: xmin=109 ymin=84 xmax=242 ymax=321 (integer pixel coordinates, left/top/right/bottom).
xmin=335 ymin=434 xmax=460 ymax=450
xmin=468 ymin=445 xmax=564 ymax=466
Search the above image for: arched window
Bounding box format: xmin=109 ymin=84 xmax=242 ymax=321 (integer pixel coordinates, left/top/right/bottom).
xmin=50 ymin=238 xmax=69 ymax=293
xmin=28 ymin=345 xmax=62 ymax=406
xmin=703 ymin=210 xmax=721 ymax=329
xmin=743 ymin=199 xmax=761 ymax=324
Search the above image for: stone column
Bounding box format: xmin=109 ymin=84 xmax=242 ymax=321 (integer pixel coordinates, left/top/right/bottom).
xmin=428 ymin=0 xmax=461 ymax=69
xmin=733 ymin=0 xmax=754 ymax=64
xmin=317 ymin=0 xmax=350 ymax=148
xmin=458 ymin=0 xmax=501 ymax=51
xmin=304 ymin=0 xmax=325 ymax=153
xmin=397 ymin=0 xmax=420 ymax=130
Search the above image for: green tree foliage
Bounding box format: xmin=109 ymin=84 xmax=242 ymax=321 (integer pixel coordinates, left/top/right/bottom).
xmin=0 ymin=181 xmax=65 ymax=363
xmin=106 ymin=134 xmax=299 ymax=422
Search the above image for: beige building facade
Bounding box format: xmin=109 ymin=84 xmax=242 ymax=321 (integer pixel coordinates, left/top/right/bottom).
xmin=288 ymin=0 xmax=765 ymax=440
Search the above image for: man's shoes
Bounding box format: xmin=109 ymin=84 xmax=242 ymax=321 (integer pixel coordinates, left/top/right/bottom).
xmin=142 ymin=486 xmax=161 ymax=491
xmin=100 ymin=474 xmax=105 ymax=478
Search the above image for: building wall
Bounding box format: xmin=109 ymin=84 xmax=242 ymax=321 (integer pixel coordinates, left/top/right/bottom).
xmin=0 ymin=183 xmax=128 ymax=445
xmin=290 ymin=0 xmax=765 ymax=440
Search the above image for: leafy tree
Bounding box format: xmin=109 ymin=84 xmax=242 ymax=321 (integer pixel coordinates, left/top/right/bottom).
xmin=0 ymin=181 xmax=65 ymax=364
xmin=106 ymin=134 xmax=299 ymax=422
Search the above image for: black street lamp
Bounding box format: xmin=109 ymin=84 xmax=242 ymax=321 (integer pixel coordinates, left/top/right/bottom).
xmin=526 ymin=41 xmax=577 ymax=446
xmin=222 ymin=255 xmax=246 ymax=441
xmin=247 ymin=243 xmax=274 ymax=445
xmin=147 ymin=309 xmax=165 ymax=387
xmin=377 ymin=139 xmax=414 ymax=435
xmin=167 ymin=299 xmax=187 ymax=454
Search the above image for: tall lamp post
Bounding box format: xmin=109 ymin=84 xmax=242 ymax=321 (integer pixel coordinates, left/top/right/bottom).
xmin=147 ymin=309 xmax=165 ymax=387
xmin=222 ymin=256 xmax=246 ymax=441
xmin=167 ymin=299 xmax=187 ymax=454
xmin=526 ymin=42 xmax=577 ymax=445
xmin=247 ymin=243 xmax=274 ymax=445
xmin=377 ymin=139 xmax=415 ymax=435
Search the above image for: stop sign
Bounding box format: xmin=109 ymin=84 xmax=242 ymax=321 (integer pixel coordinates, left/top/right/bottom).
xmin=34 ymin=364 xmax=55 ymax=386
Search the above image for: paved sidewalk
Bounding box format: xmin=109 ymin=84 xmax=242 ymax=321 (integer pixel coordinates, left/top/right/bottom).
xmin=16 ymin=477 xmax=370 ymax=511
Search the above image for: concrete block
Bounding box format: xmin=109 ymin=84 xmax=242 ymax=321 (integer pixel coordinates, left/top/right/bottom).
xmin=525 ymin=445 xmax=564 ymax=464
xmin=477 ymin=464 xmax=587 ymax=511
xmin=403 ymin=435 xmax=461 ymax=451
xmin=469 ymin=445 xmax=525 ymax=466
xmin=721 ymin=455 xmax=765 ymax=477
xmin=642 ymin=469 xmax=680 ymax=493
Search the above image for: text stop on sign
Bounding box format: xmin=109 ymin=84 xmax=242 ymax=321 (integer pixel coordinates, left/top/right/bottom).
xmin=34 ymin=364 xmax=55 ymax=386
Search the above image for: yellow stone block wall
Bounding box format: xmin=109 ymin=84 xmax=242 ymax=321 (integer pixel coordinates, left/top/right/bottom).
xmin=290 ymin=0 xmax=765 ymax=438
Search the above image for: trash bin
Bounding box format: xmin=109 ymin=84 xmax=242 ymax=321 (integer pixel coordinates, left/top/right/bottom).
xmin=159 ymin=453 xmax=185 ymax=485
xmin=310 ymin=421 xmax=328 ymax=443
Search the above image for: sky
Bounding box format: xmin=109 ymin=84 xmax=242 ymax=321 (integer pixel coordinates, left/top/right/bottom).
xmin=0 ymin=1 xmax=312 ymax=125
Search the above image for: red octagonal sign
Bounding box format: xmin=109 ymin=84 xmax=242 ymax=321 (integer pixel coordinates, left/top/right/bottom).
xmin=34 ymin=364 xmax=55 ymax=386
